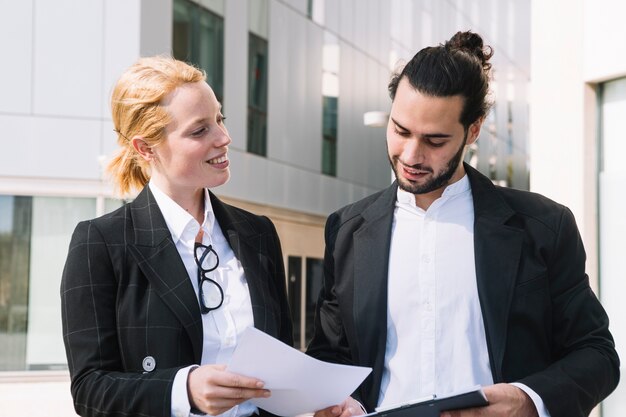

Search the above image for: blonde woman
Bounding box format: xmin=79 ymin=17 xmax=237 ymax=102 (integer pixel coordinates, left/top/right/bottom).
xmin=61 ymin=56 xmax=293 ymax=417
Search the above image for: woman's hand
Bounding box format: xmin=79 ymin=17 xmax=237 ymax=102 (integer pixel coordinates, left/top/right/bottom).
xmin=187 ymin=364 xmax=271 ymax=415
xmin=314 ymin=397 xmax=366 ymax=417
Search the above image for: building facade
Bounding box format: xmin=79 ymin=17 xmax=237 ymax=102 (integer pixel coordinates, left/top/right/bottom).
xmin=530 ymin=1 xmax=626 ymax=416
xmin=0 ymin=0 xmax=531 ymax=414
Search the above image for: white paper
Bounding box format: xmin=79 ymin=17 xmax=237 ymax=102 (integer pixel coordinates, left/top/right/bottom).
xmin=227 ymin=327 xmax=372 ymax=416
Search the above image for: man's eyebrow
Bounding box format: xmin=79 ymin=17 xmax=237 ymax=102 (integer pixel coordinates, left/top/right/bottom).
xmin=390 ymin=117 xmax=409 ymax=131
xmin=390 ymin=117 xmax=452 ymax=139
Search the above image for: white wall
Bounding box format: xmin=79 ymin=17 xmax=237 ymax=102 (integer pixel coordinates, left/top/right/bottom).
xmin=583 ymin=0 xmax=626 ymax=82
xmin=530 ymin=1 xmax=626 ymax=415
xmin=529 ymin=0 xmax=586 ymax=222
xmin=0 ymin=0 xmax=142 ymax=186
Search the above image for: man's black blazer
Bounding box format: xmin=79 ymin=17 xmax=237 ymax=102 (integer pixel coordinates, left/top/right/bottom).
xmin=61 ymin=185 xmax=293 ymax=417
xmin=307 ymin=164 xmax=619 ymax=417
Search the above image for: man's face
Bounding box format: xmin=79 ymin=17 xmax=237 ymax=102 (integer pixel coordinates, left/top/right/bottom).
xmin=386 ymin=78 xmax=481 ymax=205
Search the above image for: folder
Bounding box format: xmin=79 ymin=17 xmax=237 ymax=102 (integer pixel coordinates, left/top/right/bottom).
xmin=369 ymin=386 xmax=488 ymax=417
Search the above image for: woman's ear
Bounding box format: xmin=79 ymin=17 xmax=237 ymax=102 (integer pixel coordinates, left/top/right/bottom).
xmin=131 ymin=136 xmax=154 ymax=161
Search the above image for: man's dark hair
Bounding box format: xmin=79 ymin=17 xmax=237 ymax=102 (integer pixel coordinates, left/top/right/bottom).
xmin=388 ymin=30 xmax=494 ymax=129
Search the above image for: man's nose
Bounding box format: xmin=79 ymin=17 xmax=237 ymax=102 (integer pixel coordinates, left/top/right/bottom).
xmin=403 ymin=139 xmax=425 ymax=165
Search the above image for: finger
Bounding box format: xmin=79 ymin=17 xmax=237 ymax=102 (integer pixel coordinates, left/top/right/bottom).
xmin=315 ymin=405 xmax=342 ymax=417
xmin=207 ymin=384 xmax=271 ymax=400
xmin=215 ymin=371 xmax=266 ymax=390
xmin=339 ymin=406 xmax=357 ymax=417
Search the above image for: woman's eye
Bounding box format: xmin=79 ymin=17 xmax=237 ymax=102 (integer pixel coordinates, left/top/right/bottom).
xmin=191 ymin=127 xmax=207 ymax=136
xmin=218 ymin=115 xmax=227 ymax=124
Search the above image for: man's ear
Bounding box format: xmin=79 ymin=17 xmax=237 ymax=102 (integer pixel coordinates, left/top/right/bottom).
xmin=131 ymin=136 xmax=154 ymax=161
xmin=466 ymin=117 xmax=484 ymax=145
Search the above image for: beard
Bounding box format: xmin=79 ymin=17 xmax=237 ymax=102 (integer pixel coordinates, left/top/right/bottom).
xmin=389 ymin=135 xmax=467 ymax=195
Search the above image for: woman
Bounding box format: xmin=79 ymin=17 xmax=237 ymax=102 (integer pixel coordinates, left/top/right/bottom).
xmin=61 ymin=56 xmax=293 ymax=417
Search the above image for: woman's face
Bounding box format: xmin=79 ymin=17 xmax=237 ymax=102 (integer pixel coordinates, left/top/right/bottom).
xmin=149 ymin=81 xmax=231 ymax=198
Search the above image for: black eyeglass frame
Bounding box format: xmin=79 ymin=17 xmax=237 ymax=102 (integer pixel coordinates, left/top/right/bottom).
xmin=194 ymin=242 xmax=224 ymax=314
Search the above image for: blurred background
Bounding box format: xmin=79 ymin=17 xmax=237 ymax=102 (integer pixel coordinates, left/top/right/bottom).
xmin=0 ymin=0 xmax=624 ymax=415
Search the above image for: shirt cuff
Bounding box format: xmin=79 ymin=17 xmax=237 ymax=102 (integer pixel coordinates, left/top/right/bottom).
xmin=172 ymin=365 xmax=198 ymax=417
xmin=511 ymin=382 xmax=552 ymax=417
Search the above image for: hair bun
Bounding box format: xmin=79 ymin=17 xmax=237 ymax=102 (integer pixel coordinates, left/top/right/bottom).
xmin=446 ymin=30 xmax=493 ymax=71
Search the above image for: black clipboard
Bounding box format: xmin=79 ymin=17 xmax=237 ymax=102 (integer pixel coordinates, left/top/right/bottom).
xmin=369 ymin=386 xmax=488 ymax=417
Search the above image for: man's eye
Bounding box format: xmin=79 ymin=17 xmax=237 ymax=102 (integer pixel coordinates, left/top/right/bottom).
xmin=427 ymin=140 xmax=445 ymax=148
xmin=394 ymin=127 xmax=410 ymax=137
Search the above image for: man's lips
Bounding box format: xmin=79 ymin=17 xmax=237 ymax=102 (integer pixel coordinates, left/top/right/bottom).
xmin=400 ymin=163 xmax=431 ymax=180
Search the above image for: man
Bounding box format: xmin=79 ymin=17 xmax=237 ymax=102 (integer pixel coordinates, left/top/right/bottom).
xmin=307 ymin=31 xmax=619 ymax=417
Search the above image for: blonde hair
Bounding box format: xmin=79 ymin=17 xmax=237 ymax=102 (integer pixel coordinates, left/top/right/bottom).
xmin=107 ymin=56 xmax=205 ymax=195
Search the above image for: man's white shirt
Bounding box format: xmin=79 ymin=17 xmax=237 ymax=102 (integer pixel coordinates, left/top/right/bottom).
xmin=379 ymin=175 xmax=550 ymax=417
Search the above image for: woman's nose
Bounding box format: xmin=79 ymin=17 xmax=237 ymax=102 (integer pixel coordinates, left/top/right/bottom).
xmin=216 ymin=126 xmax=232 ymax=147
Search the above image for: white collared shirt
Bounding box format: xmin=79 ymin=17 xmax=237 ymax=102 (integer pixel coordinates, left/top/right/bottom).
xmin=379 ymin=175 xmax=550 ymax=417
xmin=148 ymin=183 xmax=256 ymax=417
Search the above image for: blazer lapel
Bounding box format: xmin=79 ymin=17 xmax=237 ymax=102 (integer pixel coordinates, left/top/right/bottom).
xmin=209 ymin=193 xmax=273 ymax=334
xmin=126 ymin=186 xmax=204 ymax=362
xmin=352 ymin=183 xmax=397 ymax=407
xmin=466 ymin=165 xmax=524 ymax=382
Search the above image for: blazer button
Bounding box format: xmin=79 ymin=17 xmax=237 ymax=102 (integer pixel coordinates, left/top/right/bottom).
xmin=142 ymin=356 xmax=156 ymax=372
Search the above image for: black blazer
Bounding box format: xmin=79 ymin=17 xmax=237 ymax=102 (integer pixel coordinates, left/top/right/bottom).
xmin=61 ymin=186 xmax=293 ymax=417
xmin=307 ymin=164 xmax=619 ymax=417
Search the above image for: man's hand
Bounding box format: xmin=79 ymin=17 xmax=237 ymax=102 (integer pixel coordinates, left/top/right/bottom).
xmin=440 ymin=384 xmax=539 ymax=417
xmin=187 ymin=364 xmax=270 ymax=415
xmin=314 ymin=397 xmax=366 ymax=417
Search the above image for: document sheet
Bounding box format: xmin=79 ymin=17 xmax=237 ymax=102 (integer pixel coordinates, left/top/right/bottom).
xmin=227 ymin=327 xmax=372 ymax=416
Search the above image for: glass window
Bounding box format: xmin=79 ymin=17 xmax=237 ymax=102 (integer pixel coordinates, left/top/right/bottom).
xmin=305 ymin=258 xmax=323 ymax=346
xmin=247 ymin=35 xmax=268 ymax=156
xmin=598 ymin=77 xmax=626 ymax=417
xmin=287 ymin=256 xmax=323 ymax=350
xmin=307 ymin=0 xmax=325 ymax=24
xmin=322 ymin=32 xmax=339 ymax=176
xmin=0 ymin=195 xmax=98 ymax=370
xmin=173 ymin=0 xmax=224 ymax=102
xmin=322 ymin=96 xmax=338 ymax=176
xmin=0 ymin=196 xmax=32 ymax=371
xmin=287 ymin=256 xmax=302 ymax=349
xmin=247 ymin=0 xmax=269 ymax=157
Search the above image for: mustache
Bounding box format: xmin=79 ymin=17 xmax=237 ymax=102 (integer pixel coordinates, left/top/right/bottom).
xmin=394 ymin=157 xmax=434 ymax=173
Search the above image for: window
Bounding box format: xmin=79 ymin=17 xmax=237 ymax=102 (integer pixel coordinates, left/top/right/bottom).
xmin=305 ymin=258 xmax=323 ymax=344
xmin=322 ymin=32 xmax=340 ymax=176
xmin=173 ymin=0 xmax=224 ymax=102
xmin=322 ymin=96 xmax=338 ymax=176
xmin=287 ymin=256 xmax=302 ymax=349
xmin=307 ymin=0 xmax=325 ymax=24
xmin=247 ymin=0 xmax=269 ymax=156
xmin=0 ymin=195 xmax=122 ymax=371
xmin=598 ymin=77 xmax=626 ymax=417
xmin=247 ymin=34 xmax=268 ymax=156
xmin=286 ymin=255 xmax=323 ymax=350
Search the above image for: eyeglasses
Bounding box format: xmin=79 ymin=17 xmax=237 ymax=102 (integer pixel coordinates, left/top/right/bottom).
xmin=194 ymin=242 xmax=223 ymax=314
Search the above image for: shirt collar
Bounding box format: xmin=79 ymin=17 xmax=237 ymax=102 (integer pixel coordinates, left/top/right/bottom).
xmin=396 ymin=174 xmax=471 ymax=209
xmin=148 ymin=182 xmax=215 ymax=245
